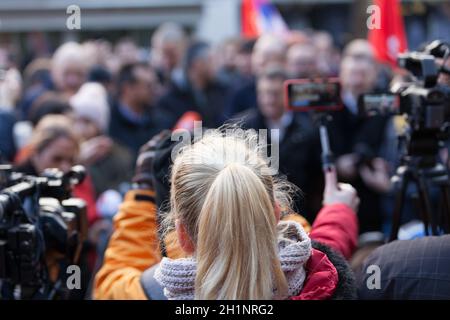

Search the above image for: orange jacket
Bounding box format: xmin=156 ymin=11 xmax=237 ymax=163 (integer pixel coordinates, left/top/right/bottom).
xmin=93 ymin=189 xmax=311 ymax=300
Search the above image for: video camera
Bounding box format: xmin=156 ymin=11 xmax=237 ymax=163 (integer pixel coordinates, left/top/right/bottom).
xmin=393 ymin=50 xmax=449 ymax=167
xmin=385 ymin=41 xmax=450 ymax=240
xmin=283 ymin=40 xmax=450 ymax=240
xmin=0 ymin=165 xmax=88 ymax=299
xmin=284 ymin=40 xmax=450 ymax=167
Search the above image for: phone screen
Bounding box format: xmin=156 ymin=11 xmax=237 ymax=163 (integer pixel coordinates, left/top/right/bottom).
xmin=285 ymin=78 xmax=342 ymax=112
xmin=360 ymin=94 xmax=400 ymax=116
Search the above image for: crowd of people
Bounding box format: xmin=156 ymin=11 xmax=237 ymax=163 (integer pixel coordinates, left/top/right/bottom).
xmin=1 ymin=22 xmax=450 ymax=300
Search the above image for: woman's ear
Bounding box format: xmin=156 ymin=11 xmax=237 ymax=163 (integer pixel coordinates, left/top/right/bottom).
xmin=274 ymin=201 xmax=281 ymax=223
xmin=175 ymin=218 xmax=195 ymax=255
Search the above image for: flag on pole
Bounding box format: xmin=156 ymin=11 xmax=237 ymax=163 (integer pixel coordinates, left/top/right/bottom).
xmin=241 ymin=0 xmax=289 ymax=38
xmin=368 ymin=0 xmax=408 ymax=68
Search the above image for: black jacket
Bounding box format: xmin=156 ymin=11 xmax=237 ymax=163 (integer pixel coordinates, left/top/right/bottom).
xmin=108 ymin=101 xmax=172 ymax=162
xmin=224 ymin=79 xmax=257 ymax=119
xmin=238 ymin=109 xmax=323 ymax=220
xmin=357 ymin=235 xmax=450 ymax=299
xmin=157 ymin=79 xmax=230 ymax=129
xmin=328 ymin=107 xmax=388 ymax=158
xmin=328 ymin=107 xmax=389 ymax=233
xmin=0 ymin=110 xmax=16 ymax=162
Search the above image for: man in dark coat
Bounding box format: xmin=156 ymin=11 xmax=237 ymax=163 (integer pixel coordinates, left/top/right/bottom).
xmin=109 ymin=63 xmax=172 ymax=162
xmin=224 ymin=34 xmax=287 ymax=119
xmin=156 ymin=41 xmax=230 ymax=129
xmin=357 ymin=235 xmax=450 ymax=299
xmin=237 ymin=66 xmax=322 ymax=221
xmin=328 ymin=39 xmax=391 ymax=234
xmin=0 ymin=109 xmax=16 ymax=162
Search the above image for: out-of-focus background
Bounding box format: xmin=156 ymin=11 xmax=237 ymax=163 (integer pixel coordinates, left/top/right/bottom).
xmin=0 ymin=0 xmax=449 ymax=70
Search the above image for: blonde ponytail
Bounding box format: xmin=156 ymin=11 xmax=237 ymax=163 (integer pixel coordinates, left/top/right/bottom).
xmin=167 ymin=129 xmax=289 ymax=300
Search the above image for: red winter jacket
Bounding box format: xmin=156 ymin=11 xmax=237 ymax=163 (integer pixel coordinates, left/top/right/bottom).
xmin=292 ymin=204 xmax=358 ymax=300
xmin=73 ymin=174 xmax=99 ymax=226
xmin=310 ymin=204 xmax=358 ymax=260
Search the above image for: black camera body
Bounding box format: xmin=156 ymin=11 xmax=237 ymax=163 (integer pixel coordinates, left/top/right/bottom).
xmin=0 ymin=165 xmax=87 ymax=299
xmin=356 ymin=42 xmax=450 ymax=168
xmin=393 ymin=48 xmax=450 ymax=167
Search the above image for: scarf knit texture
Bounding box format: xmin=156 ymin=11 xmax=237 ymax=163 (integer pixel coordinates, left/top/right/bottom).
xmin=154 ymin=221 xmax=312 ymax=300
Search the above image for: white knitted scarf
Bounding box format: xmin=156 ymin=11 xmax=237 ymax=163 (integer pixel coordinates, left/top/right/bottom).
xmin=154 ymin=221 xmax=312 ymax=300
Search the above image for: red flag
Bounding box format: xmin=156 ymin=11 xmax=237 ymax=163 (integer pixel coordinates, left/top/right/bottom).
xmin=241 ymin=0 xmax=288 ymax=38
xmin=368 ymin=0 xmax=408 ymax=68
xmin=242 ymin=0 xmax=259 ymax=38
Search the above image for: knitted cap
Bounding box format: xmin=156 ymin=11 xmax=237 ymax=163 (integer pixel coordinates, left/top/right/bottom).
xmin=70 ymin=82 xmax=110 ymax=132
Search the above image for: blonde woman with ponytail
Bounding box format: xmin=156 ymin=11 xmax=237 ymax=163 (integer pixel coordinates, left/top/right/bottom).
xmin=151 ymin=128 xmax=360 ymax=300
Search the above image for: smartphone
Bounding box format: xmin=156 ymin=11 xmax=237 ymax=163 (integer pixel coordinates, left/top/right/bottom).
xmin=359 ymin=94 xmax=400 ymax=116
xmin=284 ymin=78 xmax=343 ymax=112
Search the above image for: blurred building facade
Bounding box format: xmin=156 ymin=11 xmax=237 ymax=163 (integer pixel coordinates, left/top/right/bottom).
xmin=0 ymin=0 xmax=449 ymax=67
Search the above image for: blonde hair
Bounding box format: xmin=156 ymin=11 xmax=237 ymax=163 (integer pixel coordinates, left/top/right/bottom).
xmin=51 ymin=42 xmax=87 ymax=91
xmin=166 ymin=128 xmax=292 ymax=300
